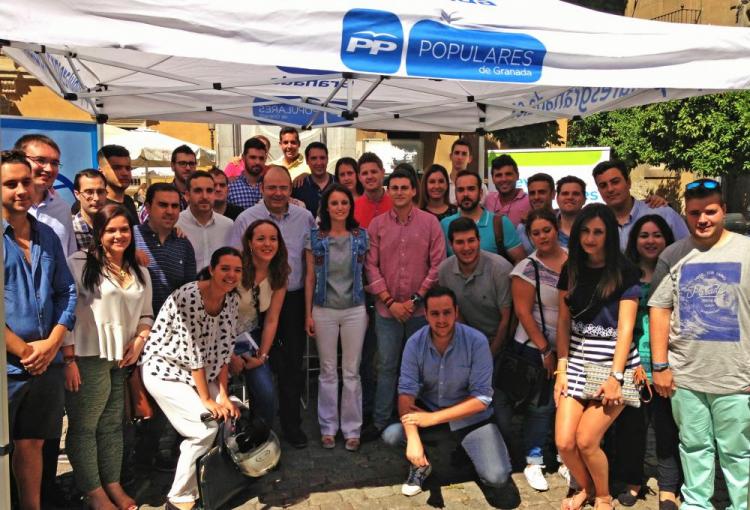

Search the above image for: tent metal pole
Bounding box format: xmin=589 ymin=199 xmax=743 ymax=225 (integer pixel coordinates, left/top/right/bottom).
xmin=348 ymin=77 xmax=383 ymax=116
xmin=0 ymin=233 xmax=11 ymax=510
xmin=479 ymin=135 xmax=487 ymax=185
xmin=303 ymin=77 xmax=348 ymax=130
xmin=64 ymin=54 xmax=101 ymax=115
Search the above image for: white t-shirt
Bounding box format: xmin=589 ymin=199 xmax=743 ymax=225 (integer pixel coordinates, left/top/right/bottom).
xmin=510 ymin=252 xmax=561 ymax=349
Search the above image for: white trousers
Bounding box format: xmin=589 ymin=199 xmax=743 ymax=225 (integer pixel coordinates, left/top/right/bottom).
xmin=143 ymin=366 xmax=220 ymax=504
xmin=312 ymin=305 xmax=367 ymax=438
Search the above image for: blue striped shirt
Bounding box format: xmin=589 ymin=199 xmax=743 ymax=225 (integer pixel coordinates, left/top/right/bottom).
xmin=134 ymin=223 xmax=197 ymax=314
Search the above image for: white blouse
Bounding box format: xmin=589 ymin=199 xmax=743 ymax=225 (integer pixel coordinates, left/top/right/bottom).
xmin=140 ymin=281 xmax=239 ymax=386
xmin=65 ymin=251 xmax=154 ymax=360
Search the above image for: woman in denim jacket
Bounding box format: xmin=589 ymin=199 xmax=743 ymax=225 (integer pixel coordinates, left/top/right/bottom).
xmin=304 ymin=184 xmax=369 ymax=451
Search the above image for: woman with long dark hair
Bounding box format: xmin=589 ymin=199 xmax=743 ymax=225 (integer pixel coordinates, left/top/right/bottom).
xmin=230 ymin=219 xmax=290 ymax=427
xmin=141 ymin=247 xmax=243 ymax=510
xmin=554 ymin=204 xmax=641 ymax=510
xmin=335 ymin=157 xmax=364 ymax=200
xmin=63 ymin=204 xmax=153 ymax=510
xmin=304 ymin=184 xmax=369 ymax=451
xmin=419 ymin=164 xmax=456 ymax=221
xmin=614 ymin=215 xmax=681 ymax=509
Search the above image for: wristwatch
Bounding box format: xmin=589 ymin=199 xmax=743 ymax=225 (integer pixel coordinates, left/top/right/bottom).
xmin=610 ymin=371 xmax=625 ymax=385
xmin=410 ymin=293 xmax=423 ymax=306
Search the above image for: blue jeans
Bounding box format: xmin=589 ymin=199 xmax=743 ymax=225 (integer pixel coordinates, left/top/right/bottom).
xmin=382 ymin=420 xmax=512 ymax=487
xmin=373 ymin=314 xmax=427 ymax=429
xmin=243 ymin=363 xmax=277 ymax=428
xmin=493 ymin=343 xmax=555 ymax=465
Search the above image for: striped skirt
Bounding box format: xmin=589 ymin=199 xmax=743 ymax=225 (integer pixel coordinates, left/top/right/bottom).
xmin=565 ymin=333 xmax=641 ymax=399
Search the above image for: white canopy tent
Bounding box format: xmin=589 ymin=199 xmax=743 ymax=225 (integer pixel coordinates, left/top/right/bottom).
xmin=1 ymin=0 xmax=750 ymax=132
xmin=102 ymin=124 xmax=216 ymax=168
xmin=1 ymin=1 xmax=750 ymax=503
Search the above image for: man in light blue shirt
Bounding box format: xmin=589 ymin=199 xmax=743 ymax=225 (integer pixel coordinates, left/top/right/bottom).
xmin=593 ymin=160 xmax=689 ymax=250
xmin=381 ymin=286 xmax=511 ymax=498
xmin=3 ymin=150 xmax=76 ymax=510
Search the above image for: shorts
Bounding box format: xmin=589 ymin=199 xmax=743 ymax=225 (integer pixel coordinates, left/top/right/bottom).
xmin=7 ymin=364 xmax=65 ymax=441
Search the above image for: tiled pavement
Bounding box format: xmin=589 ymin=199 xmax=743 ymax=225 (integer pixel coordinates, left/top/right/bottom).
xmin=54 ymin=402 xmax=704 ymax=510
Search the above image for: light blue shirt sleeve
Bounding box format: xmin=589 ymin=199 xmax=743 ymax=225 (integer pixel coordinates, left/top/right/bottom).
xmin=397 ymin=334 xmax=423 ymax=398
xmin=516 ymin=223 xmax=534 ymax=254
xmin=466 ymin=330 xmax=494 ymax=406
xmin=664 ymin=208 xmax=690 ymax=242
xmin=502 ymin=215 xmax=521 ymax=250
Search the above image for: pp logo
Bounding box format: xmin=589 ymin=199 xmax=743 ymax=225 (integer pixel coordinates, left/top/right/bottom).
xmin=341 ymin=9 xmax=403 ymax=73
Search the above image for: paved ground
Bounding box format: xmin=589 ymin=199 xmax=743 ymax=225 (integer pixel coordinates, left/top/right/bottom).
xmin=51 ymin=367 xmax=731 ymax=510
xmin=53 ymin=400 xmax=701 ymax=510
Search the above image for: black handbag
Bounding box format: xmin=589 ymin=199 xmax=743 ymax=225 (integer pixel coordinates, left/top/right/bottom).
xmin=196 ymin=420 xmax=253 ymax=510
xmin=494 ymin=257 xmax=550 ymax=407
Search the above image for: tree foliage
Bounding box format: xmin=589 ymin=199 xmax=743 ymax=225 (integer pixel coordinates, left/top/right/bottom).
xmin=489 ymin=0 xmax=626 ymax=148
xmin=568 ymin=91 xmax=750 ymax=177
xmin=490 ymin=121 xmax=562 ymax=149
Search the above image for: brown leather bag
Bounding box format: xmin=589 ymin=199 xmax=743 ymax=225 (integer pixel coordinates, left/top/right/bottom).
xmin=127 ymin=366 xmax=154 ymax=420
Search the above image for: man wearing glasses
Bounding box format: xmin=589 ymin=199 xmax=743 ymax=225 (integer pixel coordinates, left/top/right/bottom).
xmin=13 ymin=134 xmax=77 ymax=257
xmin=650 ymin=178 xmax=750 ymax=510
xmin=169 ymin=145 xmax=195 ymax=211
xmin=71 ymin=169 xmax=108 ymax=251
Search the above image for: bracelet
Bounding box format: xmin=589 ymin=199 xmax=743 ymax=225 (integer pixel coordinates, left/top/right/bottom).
xmin=553 ymin=370 xmax=566 ymax=375
xmin=384 ymin=297 xmax=395 ymax=308
xmin=652 ymin=361 xmax=670 ymax=372
xmin=64 ymin=356 xmax=77 ymax=366
xmin=259 ymin=353 xmax=270 ymax=362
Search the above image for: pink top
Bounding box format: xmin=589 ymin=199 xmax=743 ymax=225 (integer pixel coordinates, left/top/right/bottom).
xmin=484 ymin=189 xmax=530 ymax=226
xmin=224 ymin=160 xmax=244 ymax=179
xmin=365 ymin=207 xmax=446 ymax=318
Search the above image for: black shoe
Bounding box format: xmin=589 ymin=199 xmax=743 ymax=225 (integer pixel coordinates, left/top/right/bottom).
xmin=658 ymin=500 xmax=679 ymax=510
xmin=617 ymin=490 xmax=639 ymax=507
xmin=360 ymin=423 xmax=383 ymax=443
xmin=284 ymin=428 xmax=308 ymax=449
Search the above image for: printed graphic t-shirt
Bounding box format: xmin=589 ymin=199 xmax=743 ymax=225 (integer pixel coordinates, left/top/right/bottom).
xmin=649 ymin=233 xmax=750 ymax=394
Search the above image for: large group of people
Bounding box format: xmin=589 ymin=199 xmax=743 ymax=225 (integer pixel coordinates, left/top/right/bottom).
xmin=3 ymin=128 xmax=748 ymax=510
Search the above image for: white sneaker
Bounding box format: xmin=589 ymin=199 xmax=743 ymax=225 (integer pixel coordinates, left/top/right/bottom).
xmin=524 ymin=464 xmax=549 ymax=491
xmin=558 ymin=464 xmax=572 ymax=486
xmin=402 ymin=464 xmax=432 ymax=496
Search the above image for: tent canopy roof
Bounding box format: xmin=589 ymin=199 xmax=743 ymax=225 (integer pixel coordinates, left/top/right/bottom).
xmin=2 ymin=0 xmax=749 ymax=131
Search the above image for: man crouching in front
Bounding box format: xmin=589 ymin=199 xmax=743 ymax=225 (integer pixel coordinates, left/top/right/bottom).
xmin=381 ymin=286 xmax=512 ymax=497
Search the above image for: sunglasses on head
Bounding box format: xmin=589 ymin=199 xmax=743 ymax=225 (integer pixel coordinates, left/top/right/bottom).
xmin=686 ymin=179 xmax=720 ymax=191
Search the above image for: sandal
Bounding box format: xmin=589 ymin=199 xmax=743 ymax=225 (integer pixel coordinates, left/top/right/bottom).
xmin=561 ymin=490 xmax=594 ymax=510
xmin=345 ymin=438 xmax=360 ymax=451
xmin=595 ymin=496 xmax=614 ymax=510
xmin=321 ymin=435 xmax=335 ymax=449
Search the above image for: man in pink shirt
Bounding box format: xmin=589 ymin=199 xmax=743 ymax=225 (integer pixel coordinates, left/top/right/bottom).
xmin=484 ymin=154 xmax=531 ymax=226
xmin=362 ymin=168 xmax=446 ymax=441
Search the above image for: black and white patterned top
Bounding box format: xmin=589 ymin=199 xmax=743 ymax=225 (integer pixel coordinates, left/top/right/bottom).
xmin=140 ymin=281 xmax=239 ymax=386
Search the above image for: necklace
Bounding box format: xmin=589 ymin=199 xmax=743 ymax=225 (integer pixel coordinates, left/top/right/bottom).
xmin=106 ymin=260 xmax=131 ymax=285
